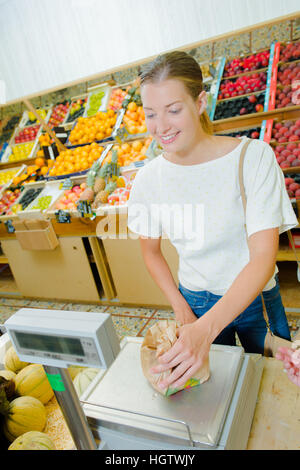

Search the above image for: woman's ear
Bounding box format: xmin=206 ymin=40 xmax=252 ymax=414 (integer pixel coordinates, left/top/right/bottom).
xmin=197 ymin=91 xmax=207 ymax=115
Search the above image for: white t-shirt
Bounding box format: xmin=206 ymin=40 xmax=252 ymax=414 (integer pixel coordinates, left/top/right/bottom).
xmin=127 ymin=136 xmax=298 ymax=295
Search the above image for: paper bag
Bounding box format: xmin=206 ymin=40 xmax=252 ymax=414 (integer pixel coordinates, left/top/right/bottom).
xmin=140 ymin=320 xmax=210 ymax=396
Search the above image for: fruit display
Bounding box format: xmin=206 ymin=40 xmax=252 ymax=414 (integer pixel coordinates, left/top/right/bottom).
xmin=0 ymin=115 xmax=21 ymax=146
xmin=285 ymin=176 xmax=300 ymax=199
xmin=218 ymin=72 xmax=267 ymax=100
xmin=12 ymin=187 xmax=43 ymax=213
xmin=68 ymin=109 xmax=117 ymax=146
xmin=9 ymin=141 xmax=35 ymax=162
xmin=279 ymin=41 xmax=300 ymax=63
xmin=66 ymin=98 xmax=87 ymax=123
xmin=85 ymin=85 xmax=110 ymax=118
xmin=54 ymin=183 xmax=86 ymax=211
xmin=107 ymin=186 xmax=131 ymax=206
xmin=272 ymin=119 xmax=300 ymax=170
xmin=30 ymin=195 xmax=52 ymax=210
xmin=23 ymin=108 xmax=47 ymax=127
xmin=271 ymin=119 xmax=300 ymax=144
xmin=122 ymin=101 xmax=147 ymax=135
xmin=223 ymin=50 xmax=270 ymax=77
xmin=214 ymin=92 xmax=265 ymax=120
xmin=48 ymin=102 xmax=69 ymax=128
xmin=275 ymin=62 xmax=300 ymax=108
xmin=48 ymin=142 xmax=105 ymax=177
xmin=108 ymin=86 xmax=128 ymax=111
xmin=219 ymin=126 xmax=261 ymax=139
xmin=0 ymin=188 xmax=21 ymax=215
xmin=120 ymin=85 xmax=147 ymax=135
xmin=14 ymin=125 xmax=40 ymax=144
xmin=102 ymin=137 xmax=152 ymax=168
xmin=0 ymin=168 xmax=20 ymax=186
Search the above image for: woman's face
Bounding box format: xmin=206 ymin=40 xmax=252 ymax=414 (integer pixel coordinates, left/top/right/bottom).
xmin=141 ymin=78 xmax=206 ymax=155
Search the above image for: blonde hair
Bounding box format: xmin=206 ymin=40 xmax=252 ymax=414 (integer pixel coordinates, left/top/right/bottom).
xmin=140 ymin=51 xmax=213 ymax=135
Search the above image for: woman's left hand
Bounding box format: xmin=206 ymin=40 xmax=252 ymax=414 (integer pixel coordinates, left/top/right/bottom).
xmin=150 ymin=317 xmax=213 ymax=390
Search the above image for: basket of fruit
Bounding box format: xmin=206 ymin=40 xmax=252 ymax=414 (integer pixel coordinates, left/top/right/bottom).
xmin=19 ymin=107 xmax=51 ymax=129
xmin=271 ymin=118 xmax=300 ymax=171
xmin=66 ymin=109 xmax=118 ymax=148
xmin=65 ymin=97 xmax=87 ymax=125
xmin=45 ymin=142 xmax=107 ymax=179
xmin=46 ymin=176 xmax=88 ymax=218
xmin=223 ymin=49 xmax=270 ymax=78
xmin=47 ymin=102 xmax=70 ymax=129
xmin=84 ymin=84 xmax=111 ymax=118
xmin=17 ymin=181 xmax=65 ymax=220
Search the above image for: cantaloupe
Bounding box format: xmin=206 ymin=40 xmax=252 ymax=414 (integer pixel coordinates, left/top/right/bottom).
xmin=8 ymin=431 xmax=56 ymax=450
xmin=0 ymin=369 xmax=16 ymax=381
xmin=4 ymin=346 xmax=30 ymax=373
xmin=15 ymin=364 xmax=54 ymax=404
xmin=3 ymin=396 xmax=47 ymax=442
xmin=73 ymin=368 xmax=99 ymax=397
xmin=67 ymin=365 xmax=87 ymax=381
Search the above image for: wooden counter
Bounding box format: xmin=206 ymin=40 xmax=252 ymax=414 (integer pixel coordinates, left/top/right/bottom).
xmin=247 ymin=357 xmax=300 ymax=450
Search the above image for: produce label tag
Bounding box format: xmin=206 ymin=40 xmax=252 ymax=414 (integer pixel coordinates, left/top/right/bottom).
xmin=61 ymin=178 xmax=74 ymax=190
xmin=46 ymin=372 xmax=66 ymax=392
xmin=4 ymin=219 xmax=15 ymax=233
xmin=76 ymin=200 xmax=96 ymax=220
xmin=55 ymin=210 xmax=71 ymax=223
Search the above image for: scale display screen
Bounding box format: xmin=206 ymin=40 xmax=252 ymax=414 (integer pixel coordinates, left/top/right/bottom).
xmin=15 ymin=331 xmax=85 ymax=356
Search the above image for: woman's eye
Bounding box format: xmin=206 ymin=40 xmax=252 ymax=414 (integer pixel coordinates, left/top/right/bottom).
xmin=169 ymin=109 xmax=181 ymax=114
xmin=146 ymin=114 xmax=155 ymax=119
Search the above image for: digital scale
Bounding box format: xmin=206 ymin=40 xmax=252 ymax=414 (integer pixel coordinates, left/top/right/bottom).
xmin=4 ymin=308 xmax=264 ymax=450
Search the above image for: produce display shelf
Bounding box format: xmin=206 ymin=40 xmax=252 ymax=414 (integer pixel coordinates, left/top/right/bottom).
xmin=17 ymin=180 xmax=65 ymax=221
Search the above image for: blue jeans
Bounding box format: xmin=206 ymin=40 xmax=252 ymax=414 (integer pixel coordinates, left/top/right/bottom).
xmin=178 ymin=276 xmax=291 ymax=354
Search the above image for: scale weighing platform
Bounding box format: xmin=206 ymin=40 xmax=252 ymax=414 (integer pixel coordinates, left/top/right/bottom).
xmin=4 ymin=308 xmax=264 ymax=450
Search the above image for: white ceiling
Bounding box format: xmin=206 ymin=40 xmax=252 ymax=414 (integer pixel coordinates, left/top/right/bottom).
xmin=0 ymin=0 xmax=299 ymax=104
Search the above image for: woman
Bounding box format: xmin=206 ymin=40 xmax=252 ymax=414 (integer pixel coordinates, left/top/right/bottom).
xmin=127 ymin=51 xmax=298 ymax=391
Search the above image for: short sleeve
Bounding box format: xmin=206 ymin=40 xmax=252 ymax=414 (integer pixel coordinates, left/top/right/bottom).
xmin=244 ymin=141 xmax=299 ymax=237
xmin=127 ymin=166 xmax=162 ymax=238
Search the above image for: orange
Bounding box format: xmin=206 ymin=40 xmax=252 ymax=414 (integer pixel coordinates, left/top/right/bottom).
xmin=127 ymin=101 xmax=137 ymax=112
xmin=35 ymin=157 xmax=45 ymax=168
xmin=47 ymin=159 xmax=55 ymax=167
xmin=132 ymin=140 xmax=143 ymax=152
xmin=40 ymin=166 xmax=49 ymax=176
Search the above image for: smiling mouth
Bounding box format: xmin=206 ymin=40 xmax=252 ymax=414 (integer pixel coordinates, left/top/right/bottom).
xmin=159 ymin=132 xmax=180 ymax=144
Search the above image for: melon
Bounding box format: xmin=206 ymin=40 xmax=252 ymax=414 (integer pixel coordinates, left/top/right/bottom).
xmin=67 ymin=365 xmax=87 ymax=381
xmin=3 ymin=396 xmax=47 ymax=442
xmin=73 ymin=367 xmax=99 ymax=397
xmin=8 ymin=431 xmax=56 ymax=450
xmin=15 ymin=364 xmax=54 ymax=404
xmin=0 ymin=369 xmax=16 ymax=381
xmin=4 ymin=346 xmax=30 ymax=373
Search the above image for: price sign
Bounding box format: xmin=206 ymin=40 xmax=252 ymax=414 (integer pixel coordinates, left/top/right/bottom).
xmin=76 ymin=201 xmax=96 ymax=220
xmin=55 ymin=210 xmax=71 ymax=224
xmin=4 ymin=219 xmax=15 ymax=233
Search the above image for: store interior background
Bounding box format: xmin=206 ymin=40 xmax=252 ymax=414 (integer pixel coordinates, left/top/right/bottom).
xmin=0 ymin=0 xmax=300 ymax=341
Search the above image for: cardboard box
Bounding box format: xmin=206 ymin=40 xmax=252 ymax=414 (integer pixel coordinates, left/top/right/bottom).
xmin=14 ymin=219 xmax=58 ymax=250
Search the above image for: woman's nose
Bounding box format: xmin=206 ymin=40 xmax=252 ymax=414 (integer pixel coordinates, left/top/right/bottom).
xmin=156 ymin=116 xmax=171 ymax=135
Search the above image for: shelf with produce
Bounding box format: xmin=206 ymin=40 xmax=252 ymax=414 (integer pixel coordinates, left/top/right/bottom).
xmin=222 ymin=48 xmax=271 ymax=78
xmin=269 ymin=117 xmax=300 ymax=172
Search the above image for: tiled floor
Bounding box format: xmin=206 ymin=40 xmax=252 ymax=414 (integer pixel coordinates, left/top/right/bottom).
xmin=0 ymin=298 xmax=175 ymax=339
xmin=0 ymin=297 xmax=299 ymax=340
